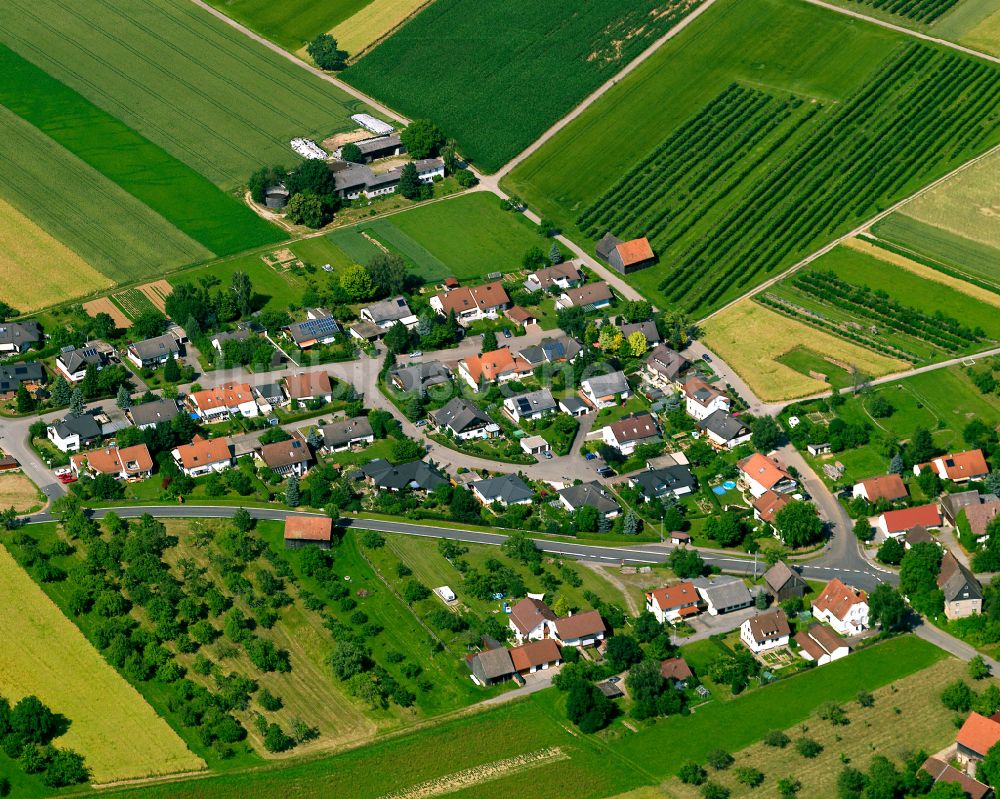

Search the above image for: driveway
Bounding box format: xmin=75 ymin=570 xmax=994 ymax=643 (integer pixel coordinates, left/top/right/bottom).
xmin=679 ymin=605 xmax=757 ymax=644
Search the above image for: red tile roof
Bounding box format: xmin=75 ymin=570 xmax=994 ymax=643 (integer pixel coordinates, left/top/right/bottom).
xmin=509 ymin=597 xmax=556 ymax=635
xmin=284 ymin=516 xmax=333 ymax=542
xmin=189 ymin=382 xmax=254 ymax=412
xmin=173 ymin=435 xmax=232 ymax=470
xmin=435 ymin=282 xmax=510 ymax=316
xmin=660 ymin=657 xmax=693 ymax=681
xmin=284 ymin=371 xmax=332 ymax=400
xmin=616 ymin=238 xmax=655 ymax=266
xmin=880 ymin=504 xmax=941 ymax=534
xmin=957 ymin=712 xmax=1000 ymax=757
xmin=812 ymin=579 xmax=867 ymax=621
xmin=648 ymin=582 xmax=699 ymax=612
xmin=554 ymin=610 xmax=605 ymax=640
xmin=857 ymin=474 xmax=908 ymax=502
xmin=754 ymin=490 xmax=791 ymax=524
xmin=739 ymin=453 xmax=792 ymax=491
xmin=71 ymin=443 xmax=152 ymax=478
xmin=461 ymin=347 xmax=533 ymax=384
xmin=509 ymin=639 xmax=561 ymax=671
xmin=931 ymin=450 xmax=989 ymax=481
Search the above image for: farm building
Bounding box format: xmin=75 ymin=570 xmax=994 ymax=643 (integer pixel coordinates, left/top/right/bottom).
xmin=795 ymin=624 xmax=849 ymax=666
xmin=352 ymin=113 xmax=395 ymax=136
xmin=469 ymin=647 xmax=516 ymax=686
xmin=762 ymin=561 xmax=806 ymax=602
xmin=283 ymin=516 xmax=333 ymax=549
xmin=595 ymin=234 xmax=656 ymax=274
xmin=340 ymin=133 xmax=405 ymax=162
xmin=264 ymin=184 xmax=289 ymax=209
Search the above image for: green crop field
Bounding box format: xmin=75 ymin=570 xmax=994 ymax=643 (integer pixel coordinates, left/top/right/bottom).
xmin=342 ymin=0 xmax=703 ymax=172
xmin=505 ymin=0 xmax=1000 ymax=316
xmin=846 ymin=0 xmax=960 ymax=22
xmin=203 ymin=0 xmax=373 ymax=51
xmin=873 ymin=214 xmax=1000 ymax=285
xmin=0 ymin=0 xmax=372 ymax=190
xmin=327 ymin=193 xmax=554 ymax=282
xmin=0 ymin=105 xmax=211 ymax=285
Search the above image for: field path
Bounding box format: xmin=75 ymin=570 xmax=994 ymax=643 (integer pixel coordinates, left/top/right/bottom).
xmin=185 ymin=0 xmax=409 ymax=126
xmin=487 ymin=0 xmax=719 ymax=182
xmin=801 ymin=0 xmax=1000 ymax=66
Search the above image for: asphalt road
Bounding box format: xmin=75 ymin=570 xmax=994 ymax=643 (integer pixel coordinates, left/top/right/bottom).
xmin=25 ymin=504 xmax=891 ymax=591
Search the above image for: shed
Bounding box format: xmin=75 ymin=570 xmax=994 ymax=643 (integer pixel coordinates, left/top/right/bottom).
xmin=284 ymin=516 xmax=333 ymax=549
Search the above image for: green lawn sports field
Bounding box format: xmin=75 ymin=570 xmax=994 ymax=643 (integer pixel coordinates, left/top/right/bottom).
xmin=203 ymin=0 xmax=373 ymax=51
xmin=504 ymin=0 xmax=1000 ymax=315
xmin=342 ymin=0 xmax=703 ymax=172
xmin=0 ymin=0 xmax=370 ymax=190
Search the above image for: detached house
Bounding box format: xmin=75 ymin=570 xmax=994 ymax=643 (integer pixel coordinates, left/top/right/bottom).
xmin=127 ymin=398 xmax=180 ymax=430
xmin=320 ymin=417 xmax=374 ymax=452
xmin=0 ymin=320 xmax=42 ymax=354
xmin=508 ymin=597 xmax=557 ymax=643
xmin=602 ymin=412 xmax=659 ymax=456
xmin=47 ymin=414 xmax=103 ymax=453
xmin=188 ymin=382 xmax=258 ymax=421
xmin=753 ymin=490 xmax=792 ymax=525
xmin=646 ymin=582 xmax=700 ymax=623
xmin=70 ymin=443 xmax=153 ymax=481
xmin=257 ymin=432 xmax=311 ymax=478
xmin=518 ymin=337 xmax=582 ymax=367
xmin=795 ymin=624 xmax=849 ymax=666
xmin=853 ymin=474 xmax=908 ymax=503
xmin=471 ymin=474 xmax=533 ymax=507
xmin=56 ymin=342 xmax=111 ymax=382
xmin=627 ymin=463 xmax=696 ymax=501
xmin=360 ymin=296 xmax=418 ymax=330
xmin=915 ymin=449 xmax=989 ymax=484
xmin=283 ymin=371 xmax=334 ymax=404
xmin=359 ymin=459 xmax=447 ymax=494
xmin=458 ymin=347 xmax=533 ymax=391
xmin=581 ymin=371 xmax=629 ymax=409
xmin=554 ymin=611 xmax=606 ymax=648
xmin=812 ymin=578 xmax=868 ymax=635
xmin=0 ymin=362 xmax=45 ymax=397
xmin=431 ymin=397 xmax=499 ymax=440
xmin=503 ymin=389 xmax=557 ymax=423
xmin=741 ymin=608 xmax=790 ymax=654
xmin=738 ymin=453 xmax=796 ymax=499
xmin=697 ymin=411 xmax=751 ymax=450
xmin=171 ymin=435 xmax=234 ymax=477
xmin=877 ymin=503 xmax=942 ymax=538
xmin=645 ymin=345 xmax=688 ymax=389
xmin=683 ymin=376 xmax=730 ymax=421
xmin=389 ymin=361 xmax=451 ymax=394
xmin=284 ymin=309 xmax=340 ymax=350
xmin=524 ymin=262 xmax=583 ymax=293
xmin=555 ymin=282 xmax=613 ymax=311
xmin=595 ymin=234 xmax=656 ymax=274
xmin=127 ymin=333 xmax=181 ymax=369
xmin=957 ymin=713 xmax=1000 ymax=767
xmin=938 ymin=551 xmax=983 ymax=620
xmin=557 ymin=482 xmax=620 ymax=518
xmin=430 ymin=281 xmax=510 ymax=324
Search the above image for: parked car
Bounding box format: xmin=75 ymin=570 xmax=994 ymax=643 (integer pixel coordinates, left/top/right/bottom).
xmin=57 ymin=474 xmax=77 ymax=484
xmin=596 ymin=466 xmax=615 ymax=478
xmin=502 ymin=328 xmax=512 ymax=339
xmin=543 ymin=451 xmax=552 ymax=459
xmin=584 ymin=453 xmax=597 ymax=461
xmin=409 ymin=351 xmax=422 ymax=358
xmin=701 ymin=353 xmax=712 ymax=363
xmin=414 ymin=419 xmax=427 ymax=428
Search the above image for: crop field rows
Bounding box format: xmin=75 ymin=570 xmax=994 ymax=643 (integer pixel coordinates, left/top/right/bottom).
xmin=343 ymin=0 xmax=704 ymax=172
xmin=575 ymin=42 xmax=1000 ymax=314
xmin=851 ymin=0 xmax=960 ymax=22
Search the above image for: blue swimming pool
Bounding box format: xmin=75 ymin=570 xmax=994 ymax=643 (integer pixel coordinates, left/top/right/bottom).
xmin=712 ymin=486 xmax=727 ymax=495
xmin=723 ymin=480 xmax=737 ymax=490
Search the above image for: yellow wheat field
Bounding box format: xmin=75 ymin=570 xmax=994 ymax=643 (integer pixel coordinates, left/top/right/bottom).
xmin=326 ymin=0 xmax=429 ymax=58
xmin=0 ymin=544 xmax=204 ymax=783
xmin=0 ymin=196 xmax=110 ymax=312
xmin=702 ymin=299 xmax=907 ymax=402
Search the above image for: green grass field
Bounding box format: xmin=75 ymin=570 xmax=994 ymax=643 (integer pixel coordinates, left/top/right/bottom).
xmin=0 ymin=42 xmax=280 ymax=267
xmin=0 ymin=105 xmax=211 ymax=284
xmin=0 ymin=0 xmax=371 ymax=190
xmin=327 ymin=193 xmax=553 ymax=283
xmin=203 ymin=0 xmax=373 ymax=51
xmin=104 ymin=635 xmax=943 ymax=799
xmin=342 ymin=0 xmax=702 ymax=172
xmin=0 ymin=543 xmax=203 ymax=787
xmin=776 ymin=346 xmax=866 ymax=389
xmin=504 ymin=0 xmax=1000 ymax=315
xmin=873 ymin=214 xmax=1000 ymax=286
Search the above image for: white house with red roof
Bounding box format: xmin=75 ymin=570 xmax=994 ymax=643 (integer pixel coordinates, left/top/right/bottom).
xmin=508 ymin=597 xmax=557 ymax=643
xmin=812 ymin=578 xmax=869 ymax=635
xmin=738 ymin=453 xmax=797 ymax=499
xmin=915 ymin=449 xmax=989 ymax=484
xmin=853 ymin=474 xmax=908 ymax=503
xmin=645 ymin=582 xmax=700 ymax=624
xmin=683 ymin=376 xmax=729 ymax=421
xmin=430 ymin=281 xmax=510 ymax=324
xmin=877 ymin=503 xmax=942 ymax=538
xmin=601 ymin=412 xmax=660 ymax=456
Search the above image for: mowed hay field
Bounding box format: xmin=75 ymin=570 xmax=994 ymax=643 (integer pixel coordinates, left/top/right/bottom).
xmin=504 ymin=0 xmax=1000 ymax=315
xmin=343 ymin=0 xmax=705 ymax=172
xmin=0 ymin=0 xmax=372 ymax=191
xmin=0 ymin=473 xmax=43 ymax=513
xmin=701 ymin=299 xmax=907 ymax=401
xmin=327 ymin=0 xmax=429 ymax=59
xmin=205 ymin=0 xmax=374 ymax=51
xmin=0 ymin=105 xmax=211 ymax=288
xmin=0 ymin=195 xmax=110 ymax=312
xmin=933 ymin=0 xmax=1000 ymax=56
xmin=661 ymin=657 xmax=969 ymax=799
xmin=0 ymin=545 xmax=204 ymax=783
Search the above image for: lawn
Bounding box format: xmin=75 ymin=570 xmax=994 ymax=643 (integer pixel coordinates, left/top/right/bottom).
xmin=663 ymin=657 xmax=970 ymax=798
xmin=342 ymin=0 xmax=704 ymax=172
xmin=0 ymin=44 xmax=281 ymax=259
xmin=326 ymin=193 xmax=553 ymax=283
xmin=0 ymin=106 xmax=211 ymax=290
xmin=701 ymin=299 xmax=907 ymax=402
xmin=0 ymin=543 xmax=203 ymax=785
xmin=0 ymin=0 xmax=372 ymax=191
xmin=504 ymin=0 xmax=1000 ymax=315
xmin=204 ymin=0 xmax=373 ymax=51
xmin=609 ymin=635 xmax=945 ymax=775
xmin=0 ymin=473 xmax=44 ymax=514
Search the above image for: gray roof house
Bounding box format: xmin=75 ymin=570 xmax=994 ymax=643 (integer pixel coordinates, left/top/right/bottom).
xmin=359 ymin=459 xmax=448 ymax=493
xmin=47 ymin=413 xmax=104 ymax=452
xmin=320 ymin=416 xmax=374 ymax=451
xmin=696 ymin=410 xmax=752 ymax=449
xmin=389 ymin=361 xmax=452 ymax=393
xmin=646 ymin=344 xmax=688 ymax=385
xmin=0 ymin=320 xmax=42 ymax=354
xmin=127 ymin=398 xmax=181 ymax=430
xmin=360 ymin=296 xmax=416 ymax=329
xmin=472 ymin=474 xmax=534 ymax=507
xmin=628 ymin=465 xmax=696 ymax=501
xmin=691 ymin=576 xmax=755 ymax=615
xmin=469 ymin=647 xmax=515 ymax=686
xmin=431 ymin=398 xmax=497 ymax=439
xmin=56 ymin=342 xmax=110 ymax=381
xmin=518 ymin=336 xmax=582 ymax=367
xmin=0 ymin=362 xmax=45 ymax=394
xmin=938 ymin=551 xmax=983 ymax=620
xmin=503 ymin=389 xmax=557 ymax=422
xmin=558 ymin=482 xmax=620 ymax=518
xmin=211 ymin=328 xmax=251 ymax=353
xmin=582 ymin=371 xmax=629 ymax=408
xmin=284 ymin=309 xmax=340 ymax=349
xmin=616 ymin=320 xmax=661 ymax=345
xmin=127 ymin=333 xmax=181 ymax=368
xmin=254 ymin=382 xmax=286 ymax=405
